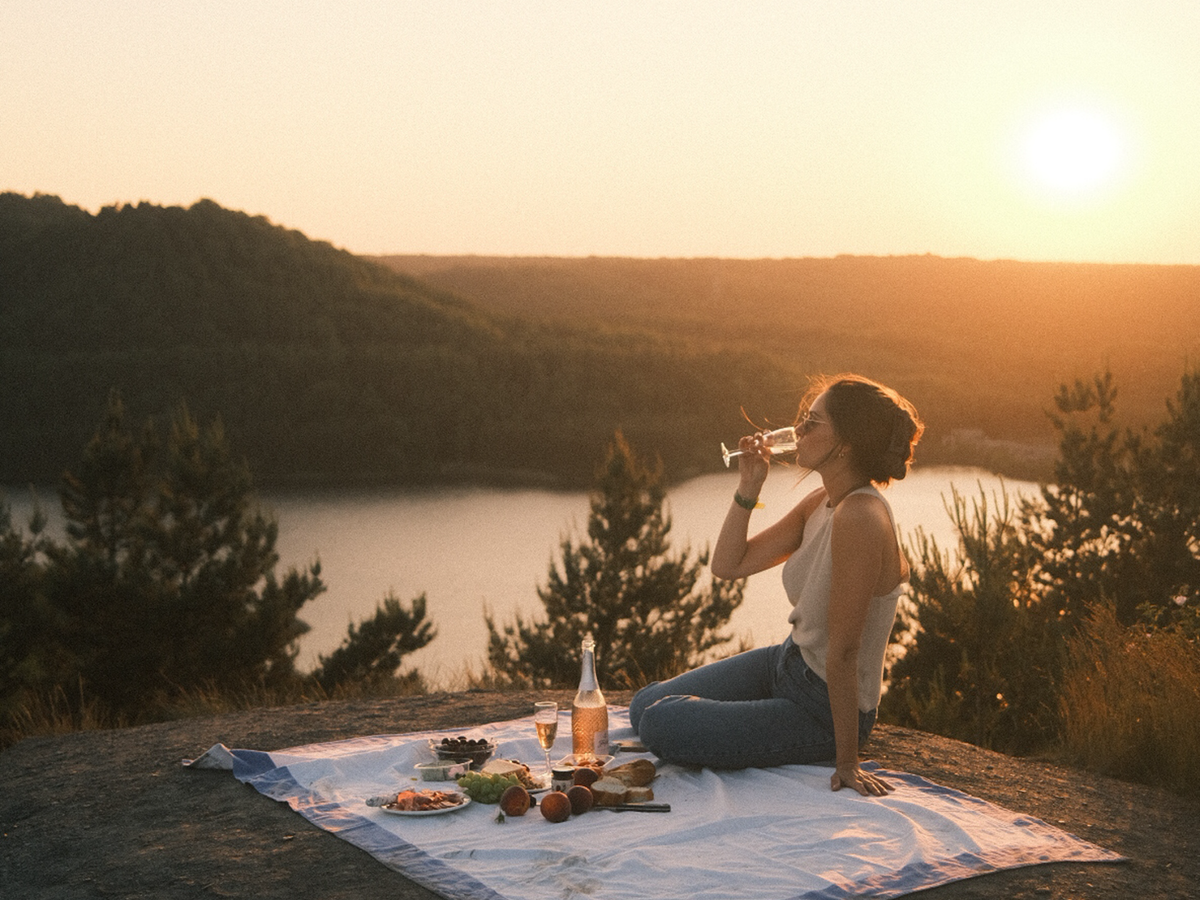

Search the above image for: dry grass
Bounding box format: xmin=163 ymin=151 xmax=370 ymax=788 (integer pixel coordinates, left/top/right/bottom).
xmin=1058 ymin=604 xmax=1200 ymax=796
xmin=0 ymin=682 xmax=127 ymax=747
xmin=0 ymin=671 xmax=437 ymax=751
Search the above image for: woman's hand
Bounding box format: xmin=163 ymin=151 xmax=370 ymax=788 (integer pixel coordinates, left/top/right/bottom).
xmin=735 ymin=432 xmax=772 ymax=496
xmin=831 ymin=763 xmax=894 ymax=797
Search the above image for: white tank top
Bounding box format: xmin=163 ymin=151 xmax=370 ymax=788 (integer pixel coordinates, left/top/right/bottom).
xmin=781 ymin=484 xmax=904 ymax=712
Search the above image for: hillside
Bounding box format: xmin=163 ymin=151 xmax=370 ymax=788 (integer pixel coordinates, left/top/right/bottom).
xmin=0 ymin=194 xmax=504 ymax=485
xmin=0 ymin=195 xmax=774 ymax=487
xmin=3 ymin=191 xmax=1196 ymax=490
xmin=380 ymin=253 xmax=1200 ymax=475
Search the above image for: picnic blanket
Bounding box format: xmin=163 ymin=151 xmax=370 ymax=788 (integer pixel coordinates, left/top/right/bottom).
xmin=186 ymin=707 xmax=1122 ymax=900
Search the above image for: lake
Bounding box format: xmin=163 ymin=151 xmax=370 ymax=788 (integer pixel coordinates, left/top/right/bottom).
xmin=268 ymin=467 xmax=1037 ymax=685
xmin=4 ymin=467 xmax=1037 ymax=688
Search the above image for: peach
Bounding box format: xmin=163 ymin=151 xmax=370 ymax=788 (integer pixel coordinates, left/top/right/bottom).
xmin=540 ymin=790 xmax=571 ymax=823
xmin=499 ymin=785 xmax=531 ymax=817
xmin=567 ymin=785 xmax=594 ymax=815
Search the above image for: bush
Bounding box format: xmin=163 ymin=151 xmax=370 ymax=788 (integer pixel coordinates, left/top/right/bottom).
xmin=313 ymin=592 xmax=435 ymax=694
xmin=881 ymin=484 xmax=1060 ymax=755
xmin=886 ymin=368 xmax=1200 ymax=774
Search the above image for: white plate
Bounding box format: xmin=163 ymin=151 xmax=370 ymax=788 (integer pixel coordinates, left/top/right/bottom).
xmin=556 ymin=753 xmax=614 ymax=769
xmin=379 ymin=794 xmax=471 ymax=816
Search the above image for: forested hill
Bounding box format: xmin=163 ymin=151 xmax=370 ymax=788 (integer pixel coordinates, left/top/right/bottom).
xmin=3 ymin=192 xmax=1196 ymax=490
xmin=379 ymin=253 xmax=1200 ymax=474
xmin=0 ymin=194 xmax=776 ymax=487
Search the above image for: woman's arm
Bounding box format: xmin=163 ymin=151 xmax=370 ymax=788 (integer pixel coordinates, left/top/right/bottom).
xmin=711 ymin=491 xmax=816 ymax=580
xmin=711 ymin=432 xmax=817 ymax=580
xmin=825 ymin=493 xmax=896 ymax=797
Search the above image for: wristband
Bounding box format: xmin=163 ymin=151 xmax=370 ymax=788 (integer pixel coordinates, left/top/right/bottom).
xmin=733 ymin=491 xmax=762 ymax=510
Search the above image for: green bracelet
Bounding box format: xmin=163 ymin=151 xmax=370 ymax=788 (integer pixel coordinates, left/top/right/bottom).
xmin=733 ymin=491 xmax=761 ymax=510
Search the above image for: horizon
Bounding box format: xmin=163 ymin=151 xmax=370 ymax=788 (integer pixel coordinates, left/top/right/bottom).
xmin=4 ymin=2 xmax=1198 ymax=266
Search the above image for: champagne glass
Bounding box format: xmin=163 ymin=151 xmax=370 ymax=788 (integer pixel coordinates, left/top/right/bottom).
xmin=721 ymin=426 xmax=798 ymax=467
xmin=533 ymin=701 xmax=558 ymax=775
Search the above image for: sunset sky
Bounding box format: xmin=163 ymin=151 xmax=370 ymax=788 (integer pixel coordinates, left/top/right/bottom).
xmin=3 ymin=1 xmax=1198 ymax=263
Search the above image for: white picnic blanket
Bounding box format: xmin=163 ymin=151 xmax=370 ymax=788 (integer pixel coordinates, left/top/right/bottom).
xmin=187 ymin=708 xmax=1122 ymax=900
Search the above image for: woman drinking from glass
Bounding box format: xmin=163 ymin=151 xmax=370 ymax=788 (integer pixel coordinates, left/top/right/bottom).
xmin=630 ymin=373 xmax=923 ymax=796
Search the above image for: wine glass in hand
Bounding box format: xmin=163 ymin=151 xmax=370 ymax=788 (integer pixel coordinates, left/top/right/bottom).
xmin=721 ymin=426 xmax=798 ymax=467
xmin=533 ymin=701 xmax=558 ymax=774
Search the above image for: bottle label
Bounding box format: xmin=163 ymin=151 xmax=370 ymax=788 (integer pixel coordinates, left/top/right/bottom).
xmin=593 ymin=731 xmax=609 ymax=757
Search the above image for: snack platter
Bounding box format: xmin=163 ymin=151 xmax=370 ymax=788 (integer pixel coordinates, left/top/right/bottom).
xmin=379 ymin=789 xmax=471 ymax=816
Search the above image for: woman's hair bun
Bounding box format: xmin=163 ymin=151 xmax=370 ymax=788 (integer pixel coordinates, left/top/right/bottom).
xmin=808 ymin=374 xmax=924 ymax=485
xmin=881 ymin=405 xmax=922 ymax=481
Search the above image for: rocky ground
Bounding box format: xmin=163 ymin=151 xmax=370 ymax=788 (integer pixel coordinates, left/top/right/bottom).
xmin=2 ymin=689 xmax=1197 ymax=899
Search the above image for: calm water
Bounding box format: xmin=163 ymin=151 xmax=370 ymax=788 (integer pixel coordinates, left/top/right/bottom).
xmin=4 ymin=468 xmax=1036 ymax=687
xmin=270 ymin=467 xmax=1035 ymax=684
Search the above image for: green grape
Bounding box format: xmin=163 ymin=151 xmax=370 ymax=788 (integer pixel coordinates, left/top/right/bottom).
xmin=456 ymin=770 xmax=517 ymax=803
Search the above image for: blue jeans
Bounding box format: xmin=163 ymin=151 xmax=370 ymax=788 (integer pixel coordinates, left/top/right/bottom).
xmin=629 ymin=637 xmax=876 ymax=769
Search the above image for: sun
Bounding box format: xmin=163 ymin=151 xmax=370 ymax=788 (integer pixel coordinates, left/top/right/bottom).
xmin=1019 ymin=105 xmax=1125 ymax=198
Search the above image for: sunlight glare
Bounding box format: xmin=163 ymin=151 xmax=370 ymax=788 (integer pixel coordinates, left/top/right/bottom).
xmin=1020 ymin=106 xmax=1125 ymax=197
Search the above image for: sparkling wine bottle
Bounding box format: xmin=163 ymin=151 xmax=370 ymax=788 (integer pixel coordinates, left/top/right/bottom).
xmin=571 ymin=635 xmax=609 ymax=759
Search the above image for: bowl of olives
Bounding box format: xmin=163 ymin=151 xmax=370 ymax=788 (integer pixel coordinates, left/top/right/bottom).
xmin=429 ymin=735 xmax=496 ymax=769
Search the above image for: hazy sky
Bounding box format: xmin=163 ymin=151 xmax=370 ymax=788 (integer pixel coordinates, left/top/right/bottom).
xmin=4 ymin=1 xmax=1198 ymax=263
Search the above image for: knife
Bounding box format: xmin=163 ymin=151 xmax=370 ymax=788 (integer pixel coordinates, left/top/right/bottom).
xmin=594 ymin=802 xmax=671 ymax=812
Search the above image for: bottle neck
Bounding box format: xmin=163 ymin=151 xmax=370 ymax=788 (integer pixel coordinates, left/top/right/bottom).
xmin=578 ymin=641 xmax=598 ymax=691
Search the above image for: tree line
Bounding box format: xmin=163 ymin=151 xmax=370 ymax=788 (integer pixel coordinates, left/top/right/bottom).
xmin=381 ymin=252 xmax=1200 ymax=474
xmin=12 ymin=193 xmax=1198 ymax=493
xmin=0 ymin=193 xmax=800 ymax=489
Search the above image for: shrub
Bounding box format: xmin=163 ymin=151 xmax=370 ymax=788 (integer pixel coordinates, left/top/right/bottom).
xmin=881 ymin=484 xmax=1060 ymax=755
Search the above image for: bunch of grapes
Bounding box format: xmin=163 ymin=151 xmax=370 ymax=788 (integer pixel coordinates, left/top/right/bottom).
xmin=456 ymin=771 xmax=523 ymax=804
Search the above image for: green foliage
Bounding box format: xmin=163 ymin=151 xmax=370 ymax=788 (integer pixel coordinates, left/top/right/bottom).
xmin=34 ymin=392 xmax=325 ymax=714
xmin=12 ymin=194 xmax=1200 ymax=491
xmin=485 ymin=431 xmax=746 ymax=689
xmin=313 ymin=592 xmax=436 ymax=693
xmin=884 ymin=368 xmax=1200 ymax=767
xmin=0 ymin=392 xmax=438 ymax=730
xmin=882 ymin=485 xmax=1060 ymax=754
xmin=0 ymin=193 xmax=794 ymax=489
xmin=1027 ymin=370 xmax=1200 ymax=628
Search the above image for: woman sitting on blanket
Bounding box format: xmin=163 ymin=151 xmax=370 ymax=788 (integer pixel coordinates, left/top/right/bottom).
xmin=630 ymin=373 xmax=923 ymax=797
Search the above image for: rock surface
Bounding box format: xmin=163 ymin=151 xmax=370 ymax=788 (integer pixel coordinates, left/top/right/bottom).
xmin=2 ymin=689 xmax=1197 ymax=899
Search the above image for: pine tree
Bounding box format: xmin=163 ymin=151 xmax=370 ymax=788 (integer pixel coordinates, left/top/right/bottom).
xmin=485 ymin=431 xmax=745 ymax=689
xmin=1027 ymin=369 xmax=1200 ymax=628
xmin=43 ymin=392 xmax=326 ymax=714
xmin=313 ymin=592 xmax=436 ymax=693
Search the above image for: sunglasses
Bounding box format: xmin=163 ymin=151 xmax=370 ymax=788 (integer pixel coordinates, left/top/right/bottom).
xmin=797 ymin=412 xmax=830 ymax=434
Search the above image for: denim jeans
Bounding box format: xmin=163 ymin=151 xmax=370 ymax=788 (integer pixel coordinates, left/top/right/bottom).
xmin=629 ymin=637 xmax=876 ymax=769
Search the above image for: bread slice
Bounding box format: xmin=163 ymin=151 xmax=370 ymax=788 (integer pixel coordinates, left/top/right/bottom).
xmin=589 ymin=777 xmax=629 ymax=806
xmin=625 ymin=785 xmax=655 ymax=803
xmin=607 ymin=758 xmax=656 ymax=787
